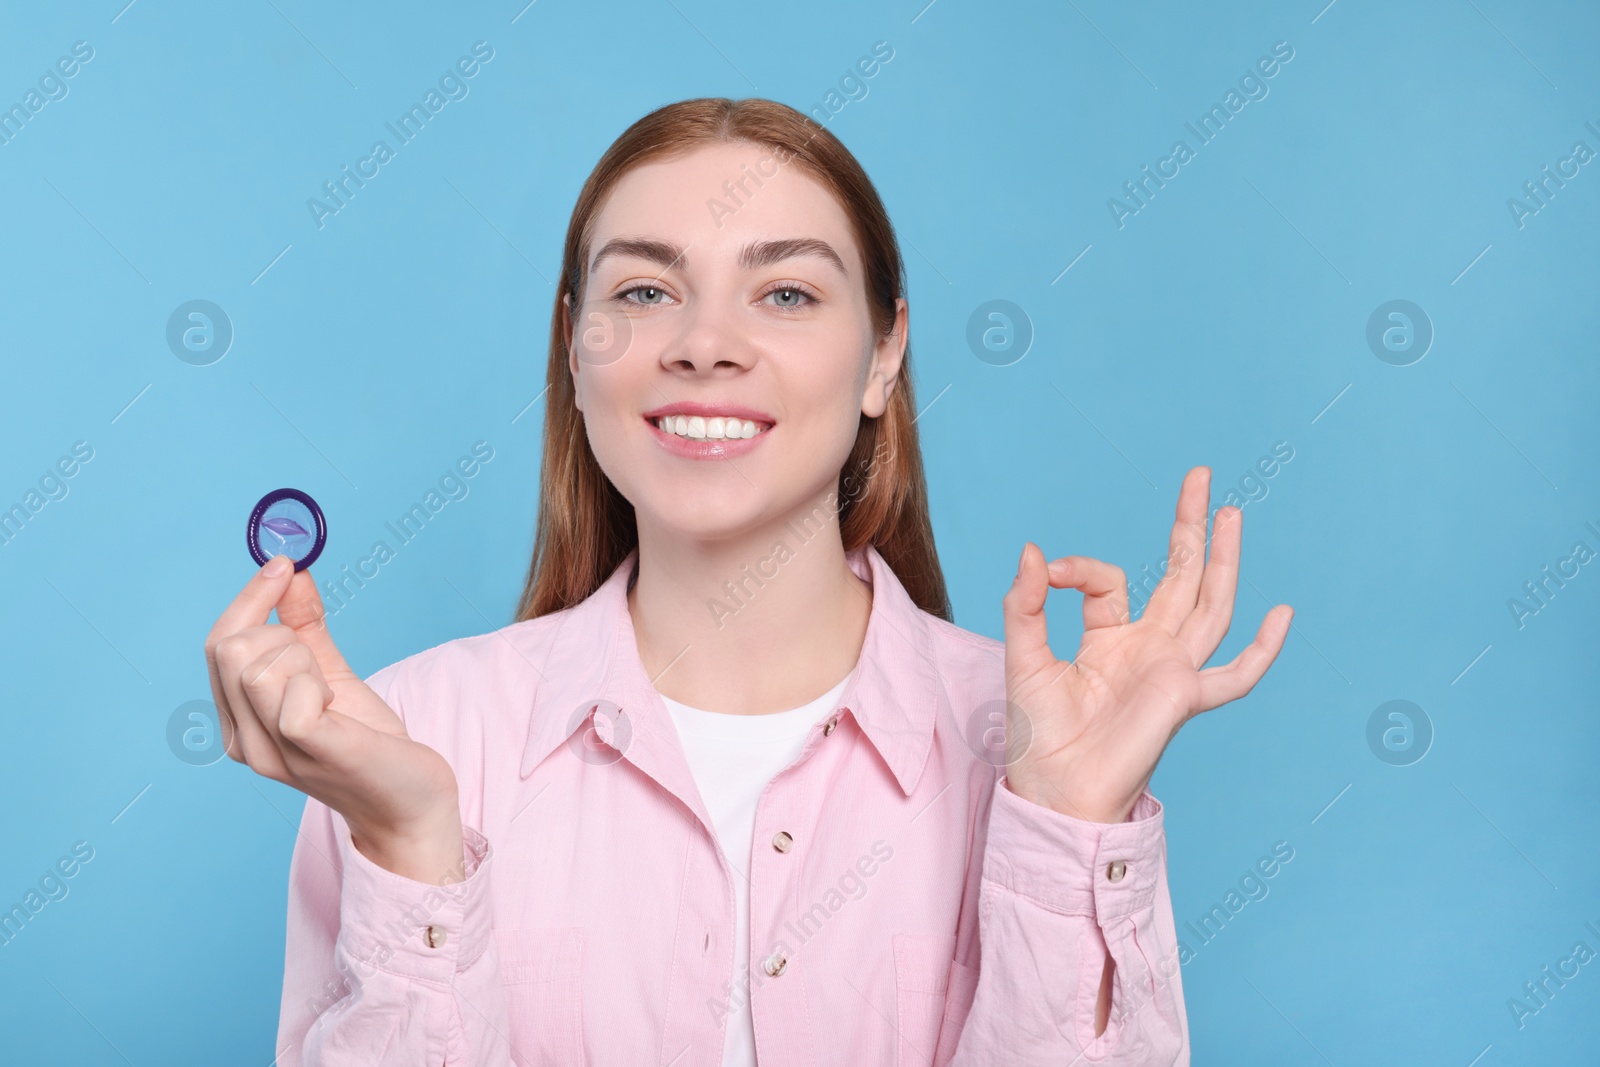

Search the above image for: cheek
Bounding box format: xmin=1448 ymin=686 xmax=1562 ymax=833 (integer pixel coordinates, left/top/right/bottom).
xmin=785 ymin=342 xmax=873 ymax=456
xmin=779 ymin=383 xmax=866 ymax=485
xmin=784 ymin=325 xmax=870 ymax=406
xmin=574 ymin=371 xmax=639 ymax=471
xmin=576 ymin=352 xmax=640 ymax=421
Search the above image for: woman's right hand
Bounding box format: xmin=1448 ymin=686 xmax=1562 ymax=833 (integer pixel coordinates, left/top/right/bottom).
xmin=204 ymin=554 xmax=465 ymax=884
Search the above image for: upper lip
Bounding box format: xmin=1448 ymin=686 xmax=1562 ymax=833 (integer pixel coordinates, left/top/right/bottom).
xmin=643 ymin=401 xmax=775 ymax=425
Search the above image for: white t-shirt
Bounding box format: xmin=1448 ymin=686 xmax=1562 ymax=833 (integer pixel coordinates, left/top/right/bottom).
xmin=660 ymin=669 xmax=855 ymax=1067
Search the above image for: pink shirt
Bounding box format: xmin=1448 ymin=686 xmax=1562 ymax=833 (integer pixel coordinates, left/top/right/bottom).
xmin=275 ymin=543 xmax=1191 ymax=1065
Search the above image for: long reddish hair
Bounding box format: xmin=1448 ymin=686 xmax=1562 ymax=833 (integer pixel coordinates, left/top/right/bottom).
xmin=514 ymin=97 xmax=951 ymax=623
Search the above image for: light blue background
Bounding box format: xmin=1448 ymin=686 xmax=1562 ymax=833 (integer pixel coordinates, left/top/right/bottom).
xmin=1 ymin=1 xmax=1596 ymax=1063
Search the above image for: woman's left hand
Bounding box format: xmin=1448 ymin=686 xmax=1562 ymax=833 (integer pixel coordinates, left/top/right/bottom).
xmin=1000 ymin=465 xmax=1294 ymax=824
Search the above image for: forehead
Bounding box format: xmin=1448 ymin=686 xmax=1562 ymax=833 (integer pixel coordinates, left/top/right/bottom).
xmin=587 ymin=141 xmax=861 ymax=273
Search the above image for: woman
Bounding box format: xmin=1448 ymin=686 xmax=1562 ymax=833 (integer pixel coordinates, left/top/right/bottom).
xmin=208 ymin=97 xmax=1291 ymax=1066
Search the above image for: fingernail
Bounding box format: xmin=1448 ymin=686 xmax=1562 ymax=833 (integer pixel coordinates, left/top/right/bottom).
xmin=262 ymin=555 xmax=291 ymax=578
xmin=1017 ymin=543 xmax=1029 ymax=578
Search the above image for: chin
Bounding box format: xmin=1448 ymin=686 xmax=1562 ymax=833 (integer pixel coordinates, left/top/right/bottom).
xmin=651 ymin=501 xmax=768 ymax=543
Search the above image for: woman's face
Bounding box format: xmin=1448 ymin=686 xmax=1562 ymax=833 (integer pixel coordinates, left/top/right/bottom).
xmin=566 ymin=140 xmax=906 ymax=548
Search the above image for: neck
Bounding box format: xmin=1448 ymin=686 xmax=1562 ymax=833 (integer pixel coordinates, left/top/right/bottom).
xmin=628 ymin=496 xmax=871 ymax=716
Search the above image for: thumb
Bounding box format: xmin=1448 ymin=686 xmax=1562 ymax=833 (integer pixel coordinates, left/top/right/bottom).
xmin=273 ymin=565 xmax=358 ymax=685
xmin=1002 ymin=542 xmax=1054 ymax=679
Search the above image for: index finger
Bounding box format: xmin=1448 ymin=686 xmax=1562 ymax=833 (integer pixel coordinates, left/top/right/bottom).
xmin=203 ymin=555 xmax=297 ymax=755
xmin=205 ymin=555 xmax=296 ymax=658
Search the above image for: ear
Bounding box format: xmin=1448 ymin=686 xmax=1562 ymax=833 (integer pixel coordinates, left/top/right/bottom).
xmin=861 ymin=298 xmax=908 ymax=419
xmin=563 ymin=291 xmax=582 ymax=412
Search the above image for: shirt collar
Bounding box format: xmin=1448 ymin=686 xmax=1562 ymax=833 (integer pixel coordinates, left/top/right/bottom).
xmin=518 ymin=541 xmax=945 ymax=798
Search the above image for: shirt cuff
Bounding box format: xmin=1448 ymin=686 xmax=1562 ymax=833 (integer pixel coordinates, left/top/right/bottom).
xmin=332 ymin=815 xmax=494 ymax=985
xmin=984 ymin=775 xmax=1165 ymax=922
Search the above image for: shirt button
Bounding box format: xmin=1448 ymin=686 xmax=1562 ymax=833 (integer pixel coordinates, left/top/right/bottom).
xmin=772 ymin=831 xmax=793 ymax=853
xmin=822 ymin=716 xmax=839 ymax=736
xmin=1106 ymin=860 xmax=1127 ymax=883
xmin=763 ymin=953 xmax=787 ymax=977
xmin=425 ymin=925 xmax=448 ymax=948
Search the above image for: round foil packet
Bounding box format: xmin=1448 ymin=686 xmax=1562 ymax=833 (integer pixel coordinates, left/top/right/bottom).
xmin=246 ymin=488 xmax=327 ymax=572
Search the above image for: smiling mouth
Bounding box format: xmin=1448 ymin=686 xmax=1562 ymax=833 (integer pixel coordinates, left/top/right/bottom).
xmin=650 ymin=414 xmax=772 ymax=441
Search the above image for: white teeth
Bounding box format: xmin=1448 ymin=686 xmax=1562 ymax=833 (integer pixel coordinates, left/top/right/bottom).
xmin=655 ymin=415 xmax=765 ymax=440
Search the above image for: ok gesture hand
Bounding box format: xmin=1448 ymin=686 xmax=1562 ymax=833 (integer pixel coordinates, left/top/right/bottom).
xmin=1000 ymin=466 xmax=1293 ymax=824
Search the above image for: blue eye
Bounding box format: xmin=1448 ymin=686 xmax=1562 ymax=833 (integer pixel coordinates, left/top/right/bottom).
xmin=764 ymin=285 xmax=818 ymax=311
xmin=612 ymin=283 xmax=819 ymax=311
xmin=616 ymin=285 xmax=667 ymax=305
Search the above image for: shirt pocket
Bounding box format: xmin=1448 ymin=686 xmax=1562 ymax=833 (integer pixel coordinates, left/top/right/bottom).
xmin=892 ymin=932 xmax=958 ymax=1067
xmin=496 ymin=925 xmax=587 ymax=1067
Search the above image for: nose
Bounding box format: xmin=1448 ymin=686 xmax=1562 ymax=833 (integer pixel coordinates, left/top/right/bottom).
xmin=659 ymin=291 xmax=757 ymax=377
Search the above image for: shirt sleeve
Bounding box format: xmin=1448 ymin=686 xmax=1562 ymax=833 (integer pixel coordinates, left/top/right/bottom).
xmin=946 ymin=775 xmax=1190 ymax=1066
xmin=273 ymin=663 xmax=512 ymax=1066
xmin=274 ymin=798 xmax=511 ymax=1066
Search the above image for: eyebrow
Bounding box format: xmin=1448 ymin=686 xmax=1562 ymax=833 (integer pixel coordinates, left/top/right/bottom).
xmin=589 ymin=236 xmax=848 ymax=279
